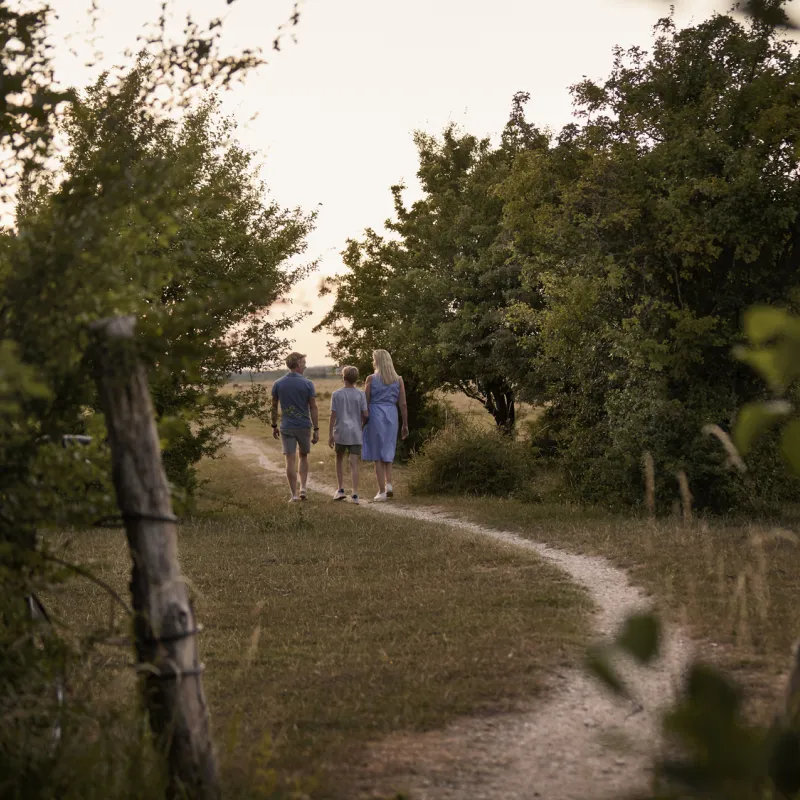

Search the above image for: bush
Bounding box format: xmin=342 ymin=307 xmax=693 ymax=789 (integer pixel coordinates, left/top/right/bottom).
xmin=395 ymin=391 xmax=451 ymax=462
xmin=541 ymin=376 xmax=800 ymax=514
xmin=408 ymin=421 xmax=534 ymax=498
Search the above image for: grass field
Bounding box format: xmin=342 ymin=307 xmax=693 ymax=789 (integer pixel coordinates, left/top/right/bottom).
xmin=417 ymin=496 xmax=800 ymax=723
xmin=239 ymin=377 xmax=800 ymax=724
xmin=42 ymin=443 xmax=591 ymax=797
xmin=35 ymin=374 xmax=800 ymax=796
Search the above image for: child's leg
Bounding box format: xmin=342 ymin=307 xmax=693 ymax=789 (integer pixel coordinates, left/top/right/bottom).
xmin=350 ymin=453 xmax=360 ymax=496
xmin=336 ymin=451 xmax=345 ymax=490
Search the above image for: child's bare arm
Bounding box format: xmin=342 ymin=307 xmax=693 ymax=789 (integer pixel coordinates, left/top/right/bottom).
xmin=328 ymin=411 xmax=336 ymax=448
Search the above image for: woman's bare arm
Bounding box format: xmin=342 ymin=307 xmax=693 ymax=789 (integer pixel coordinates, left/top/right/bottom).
xmin=398 ymin=377 xmax=409 ymax=437
xmin=365 ymin=374 xmax=372 ymax=405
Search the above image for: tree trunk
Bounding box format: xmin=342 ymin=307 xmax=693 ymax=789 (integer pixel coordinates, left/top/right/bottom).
xmin=486 ymin=384 xmax=516 ymax=434
xmin=89 ymin=315 xmax=220 ymax=800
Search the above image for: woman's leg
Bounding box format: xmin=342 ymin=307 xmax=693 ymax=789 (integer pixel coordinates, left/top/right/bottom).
xmin=374 ymin=461 xmax=386 ymax=494
xmin=384 ymin=461 xmax=393 ymax=487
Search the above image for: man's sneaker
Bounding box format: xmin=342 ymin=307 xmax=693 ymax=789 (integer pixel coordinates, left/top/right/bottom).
xmin=351 ymin=494 xmax=360 ymax=505
xmin=333 ymin=488 xmax=346 ymax=501
xmin=373 ymin=491 xmax=388 ymax=502
xmin=299 ymin=487 xmax=308 ymax=501
xmin=386 ymin=483 xmax=394 ymax=498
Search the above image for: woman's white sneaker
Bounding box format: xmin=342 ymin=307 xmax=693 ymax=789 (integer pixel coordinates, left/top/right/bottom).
xmin=385 ymin=483 xmax=394 ymax=498
xmin=333 ymin=488 xmax=346 ymax=501
xmin=351 ymin=494 xmax=360 ymax=505
xmin=373 ymin=492 xmax=388 ymax=502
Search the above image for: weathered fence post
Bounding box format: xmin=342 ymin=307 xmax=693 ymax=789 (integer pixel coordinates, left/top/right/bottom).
xmin=89 ymin=315 xmax=219 ymax=800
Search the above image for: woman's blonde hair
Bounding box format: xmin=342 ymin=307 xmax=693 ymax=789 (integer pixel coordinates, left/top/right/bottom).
xmin=373 ymin=349 xmax=399 ymax=384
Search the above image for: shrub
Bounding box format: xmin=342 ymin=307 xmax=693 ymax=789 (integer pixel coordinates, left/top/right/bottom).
xmin=397 ymin=393 xmax=451 ymax=461
xmin=408 ymin=421 xmax=534 ymax=497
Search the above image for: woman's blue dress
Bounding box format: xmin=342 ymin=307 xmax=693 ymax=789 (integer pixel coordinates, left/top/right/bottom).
xmin=362 ymin=373 xmax=400 ymax=462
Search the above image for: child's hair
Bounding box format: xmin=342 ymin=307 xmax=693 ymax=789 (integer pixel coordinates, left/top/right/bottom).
xmin=342 ymin=365 xmax=359 ymax=384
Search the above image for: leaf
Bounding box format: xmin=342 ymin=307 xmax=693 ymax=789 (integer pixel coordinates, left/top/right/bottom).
xmin=735 ymin=346 xmax=787 ymax=393
xmin=585 ymin=644 xmax=629 ymax=698
xmin=781 ymin=419 xmax=800 ymax=476
xmin=685 ymin=663 xmax=740 ymax=717
xmin=733 ymin=400 xmax=791 ymax=456
xmin=742 ymin=306 xmax=791 ymax=345
xmin=616 ymin=612 xmax=661 ymax=664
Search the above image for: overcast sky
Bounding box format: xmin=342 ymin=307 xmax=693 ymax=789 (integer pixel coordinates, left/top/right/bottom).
xmin=49 ymin=0 xmax=733 ymax=364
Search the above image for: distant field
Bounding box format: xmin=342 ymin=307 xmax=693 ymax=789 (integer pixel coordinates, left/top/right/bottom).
xmin=225 ymin=375 xmax=540 ymax=439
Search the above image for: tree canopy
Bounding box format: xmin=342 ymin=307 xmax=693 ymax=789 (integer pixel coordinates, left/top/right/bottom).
xmin=323 ymin=11 xmax=800 ymax=509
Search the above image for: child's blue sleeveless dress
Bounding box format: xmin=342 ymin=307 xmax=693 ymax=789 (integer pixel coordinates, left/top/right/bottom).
xmin=362 ymin=373 xmax=400 ymax=462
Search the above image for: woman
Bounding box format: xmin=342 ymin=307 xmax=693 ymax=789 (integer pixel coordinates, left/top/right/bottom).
xmin=362 ymin=349 xmax=409 ymax=501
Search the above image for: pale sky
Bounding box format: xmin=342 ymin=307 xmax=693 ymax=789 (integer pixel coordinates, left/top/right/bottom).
xmin=48 ymin=0 xmax=732 ymax=364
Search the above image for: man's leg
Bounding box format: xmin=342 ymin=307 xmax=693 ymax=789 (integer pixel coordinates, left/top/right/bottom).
xmin=285 ymin=452 xmax=298 ymax=498
xmin=350 ymin=453 xmax=360 ymax=496
xmin=299 ymin=452 xmax=309 ymax=493
xmin=336 ymin=451 xmax=345 ymax=490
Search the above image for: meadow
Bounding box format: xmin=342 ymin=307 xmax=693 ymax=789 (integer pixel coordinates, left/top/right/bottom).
xmin=237 ymin=376 xmax=800 ymax=724
xmin=32 ymin=376 xmax=800 ymax=798
xmin=42 ymin=422 xmax=590 ymax=797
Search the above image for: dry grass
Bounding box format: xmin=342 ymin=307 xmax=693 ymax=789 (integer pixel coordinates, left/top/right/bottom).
xmin=404 ymin=493 xmax=800 ymax=724
xmin=230 ymin=389 xmax=800 ymax=727
xmin=41 ymin=447 xmax=591 ymax=797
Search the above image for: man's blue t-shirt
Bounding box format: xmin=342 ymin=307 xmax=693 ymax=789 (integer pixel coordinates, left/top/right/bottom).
xmin=271 ymin=372 xmax=316 ymax=431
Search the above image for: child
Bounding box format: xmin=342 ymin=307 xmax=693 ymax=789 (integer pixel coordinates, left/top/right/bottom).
xmin=328 ymin=366 xmax=369 ymax=504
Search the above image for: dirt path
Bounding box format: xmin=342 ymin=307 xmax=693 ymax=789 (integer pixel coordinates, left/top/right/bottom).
xmin=229 ymin=435 xmax=692 ymax=800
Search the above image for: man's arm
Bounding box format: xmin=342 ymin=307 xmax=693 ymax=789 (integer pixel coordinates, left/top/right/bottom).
xmin=309 ymin=396 xmax=319 ymax=444
xmin=328 ymin=410 xmax=336 ymax=448
xmin=271 ymin=394 xmax=280 ymax=439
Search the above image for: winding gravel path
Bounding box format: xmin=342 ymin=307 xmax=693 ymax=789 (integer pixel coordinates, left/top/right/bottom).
xmin=229 ymin=435 xmax=692 ymax=799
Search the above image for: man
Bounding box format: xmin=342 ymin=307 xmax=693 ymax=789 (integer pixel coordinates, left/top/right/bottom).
xmin=271 ymin=352 xmax=319 ymax=502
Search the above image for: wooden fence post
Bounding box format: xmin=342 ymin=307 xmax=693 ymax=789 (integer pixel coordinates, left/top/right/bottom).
xmin=89 ymin=315 xmax=219 ymax=800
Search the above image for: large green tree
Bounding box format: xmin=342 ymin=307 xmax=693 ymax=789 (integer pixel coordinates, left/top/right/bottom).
xmin=3 ymin=65 xmax=313 ymax=494
xmin=0 ymin=2 xmax=309 ymax=791
xmin=319 ymin=94 xmax=545 ymax=433
xmin=500 ymin=12 xmax=800 ymax=509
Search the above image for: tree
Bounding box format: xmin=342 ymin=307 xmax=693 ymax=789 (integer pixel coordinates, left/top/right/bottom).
xmin=3 ymin=65 xmax=313 ymax=495
xmin=319 ymin=93 xmax=546 ymax=433
xmin=500 ymin=12 xmax=800 ymax=509
xmin=0 ymin=2 xmax=310 ymax=795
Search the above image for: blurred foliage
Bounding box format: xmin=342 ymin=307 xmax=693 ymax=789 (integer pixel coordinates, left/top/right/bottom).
xmin=587 ymin=306 xmax=800 ymax=799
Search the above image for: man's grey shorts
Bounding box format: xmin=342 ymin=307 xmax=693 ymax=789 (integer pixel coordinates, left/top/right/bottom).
xmin=280 ymin=427 xmax=312 ymax=455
